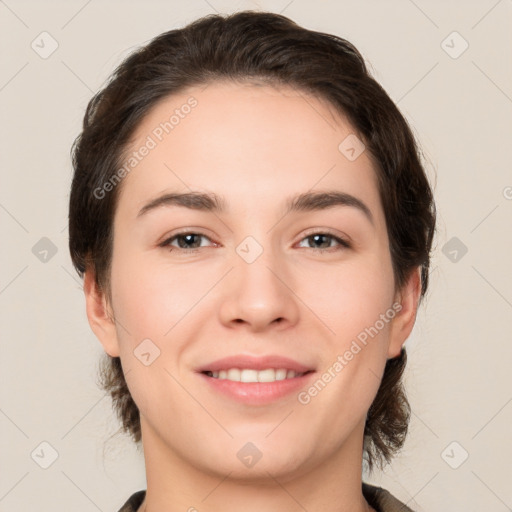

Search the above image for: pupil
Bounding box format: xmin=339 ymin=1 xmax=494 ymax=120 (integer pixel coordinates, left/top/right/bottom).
xmin=312 ymin=234 xmax=328 ymax=248
xmin=179 ymin=234 xmax=199 ymax=248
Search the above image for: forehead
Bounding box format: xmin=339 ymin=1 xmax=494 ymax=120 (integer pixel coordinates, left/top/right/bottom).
xmin=115 ymin=80 xmax=383 ymax=227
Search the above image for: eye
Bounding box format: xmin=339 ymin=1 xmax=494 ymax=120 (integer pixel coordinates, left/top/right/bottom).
xmin=159 ymin=231 xmax=215 ymax=252
xmin=159 ymin=230 xmax=351 ymax=253
xmin=296 ymin=231 xmax=351 ymax=252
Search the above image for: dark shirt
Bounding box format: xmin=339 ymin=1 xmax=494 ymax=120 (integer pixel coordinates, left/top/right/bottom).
xmin=117 ymin=483 xmax=414 ymax=511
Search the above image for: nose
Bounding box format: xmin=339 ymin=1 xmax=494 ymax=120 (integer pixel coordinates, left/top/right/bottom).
xmin=217 ymin=243 xmax=300 ymax=333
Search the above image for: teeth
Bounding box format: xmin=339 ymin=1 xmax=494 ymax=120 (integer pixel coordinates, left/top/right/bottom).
xmin=256 ymin=369 xmax=275 ymax=383
xmin=241 ymin=369 xmax=259 ymax=382
xmin=275 ymin=368 xmax=287 ymax=380
xmin=207 ymin=368 xmax=304 ymax=382
xmin=227 ymin=368 xmax=240 ymax=381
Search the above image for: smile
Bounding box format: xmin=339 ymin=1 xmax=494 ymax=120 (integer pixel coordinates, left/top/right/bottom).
xmin=203 ymin=368 xmax=308 ymax=382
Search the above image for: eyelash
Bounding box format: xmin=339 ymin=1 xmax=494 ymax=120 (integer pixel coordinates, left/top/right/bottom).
xmin=159 ymin=230 xmax=351 ymax=254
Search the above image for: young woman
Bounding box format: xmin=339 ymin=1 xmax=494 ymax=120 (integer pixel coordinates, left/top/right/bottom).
xmin=68 ymin=11 xmax=436 ymax=512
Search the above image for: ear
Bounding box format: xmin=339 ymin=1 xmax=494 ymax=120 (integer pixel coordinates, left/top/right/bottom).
xmin=387 ymin=267 xmax=422 ymax=359
xmin=83 ymin=269 xmax=120 ymax=357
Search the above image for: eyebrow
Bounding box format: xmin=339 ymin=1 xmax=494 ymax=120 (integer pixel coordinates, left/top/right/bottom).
xmin=137 ymin=190 xmax=374 ymax=225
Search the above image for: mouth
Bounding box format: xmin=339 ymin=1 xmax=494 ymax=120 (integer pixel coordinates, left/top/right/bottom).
xmin=196 ymin=355 xmax=316 ymax=405
xmin=202 ymin=368 xmax=313 ymax=383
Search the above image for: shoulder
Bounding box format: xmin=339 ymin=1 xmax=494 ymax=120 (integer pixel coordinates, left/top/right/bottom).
xmin=362 ymin=482 xmax=415 ymax=512
xmin=117 ymin=490 xmax=146 ymax=512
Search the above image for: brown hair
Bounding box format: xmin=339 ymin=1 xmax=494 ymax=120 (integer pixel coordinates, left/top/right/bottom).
xmin=69 ymin=10 xmax=436 ymax=473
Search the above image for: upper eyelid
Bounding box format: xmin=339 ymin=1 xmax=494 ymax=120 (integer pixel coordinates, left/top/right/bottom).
xmin=300 ymin=227 xmax=351 ymax=243
xmin=160 ymin=230 xmax=216 ymax=246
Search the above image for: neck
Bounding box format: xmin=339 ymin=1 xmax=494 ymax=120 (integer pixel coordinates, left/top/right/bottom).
xmin=137 ymin=419 xmax=374 ymax=512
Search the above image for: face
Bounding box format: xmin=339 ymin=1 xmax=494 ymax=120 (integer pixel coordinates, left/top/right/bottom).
xmin=87 ymin=80 xmax=418 ymax=481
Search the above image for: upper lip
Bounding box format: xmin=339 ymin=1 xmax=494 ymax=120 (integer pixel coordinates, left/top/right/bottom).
xmin=196 ymin=355 xmax=315 ymax=374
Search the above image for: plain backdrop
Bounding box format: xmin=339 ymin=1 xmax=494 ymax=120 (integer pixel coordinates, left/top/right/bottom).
xmin=1 ymin=1 xmax=511 ymax=511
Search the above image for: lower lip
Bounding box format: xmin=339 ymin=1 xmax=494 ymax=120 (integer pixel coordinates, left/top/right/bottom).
xmin=198 ymin=371 xmax=316 ymax=405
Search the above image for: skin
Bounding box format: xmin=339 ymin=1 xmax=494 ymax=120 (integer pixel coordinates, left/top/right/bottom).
xmin=84 ymin=80 xmax=421 ymax=512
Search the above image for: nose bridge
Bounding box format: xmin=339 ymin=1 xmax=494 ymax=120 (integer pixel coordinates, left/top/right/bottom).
xmin=236 ymin=233 xmax=285 ymax=304
xmin=236 ymin=235 xmax=285 ymax=290
xmin=218 ymin=231 xmax=299 ymax=331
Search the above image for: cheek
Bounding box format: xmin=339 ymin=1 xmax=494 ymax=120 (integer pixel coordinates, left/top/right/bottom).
xmin=108 ymin=248 xmax=226 ymax=418
xmin=109 ymin=245 xmax=208 ymax=341
xmin=303 ymin=254 xmax=396 ymax=403
xmin=300 ymin=253 xmax=395 ymax=341
xmin=108 ymin=250 xmax=203 ymax=422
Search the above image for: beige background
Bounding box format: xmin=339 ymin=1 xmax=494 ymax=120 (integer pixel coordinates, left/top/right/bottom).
xmin=1 ymin=1 xmax=511 ymax=511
